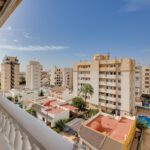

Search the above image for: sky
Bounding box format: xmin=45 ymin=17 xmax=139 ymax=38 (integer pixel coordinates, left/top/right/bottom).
xmin=0 ymin=0 xmax=150 ymax=71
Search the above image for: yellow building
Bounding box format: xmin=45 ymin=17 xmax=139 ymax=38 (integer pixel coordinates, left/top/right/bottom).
xmin=1 ymin=56 xmax=20 ymax=92
xmin=73 ymin=54 xmax=135 ymax=116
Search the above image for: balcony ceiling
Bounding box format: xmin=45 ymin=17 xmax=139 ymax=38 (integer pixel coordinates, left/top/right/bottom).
xmin=0 ymin=0 xmax=21 ymax=27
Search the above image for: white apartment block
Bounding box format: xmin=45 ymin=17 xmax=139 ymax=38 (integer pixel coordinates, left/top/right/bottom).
xmin=1 ymin=56 xmax=20 ymax=92
xmin=50 ymin=67 xmax=73 ymax=89
xmin=135 ymin=66 xmax=142 ymax=99
xmin=73 ymin=54 xmax=135 ymax=116
xmin=50 ymin=66 xmax=63 ymax=87
xmin=142 ymin=66 xmax=150 ymax=95
xmin=63 ymin=68 xmax=73 ymax=89
xmin=26 ymin=61 xmax=42 ymax=90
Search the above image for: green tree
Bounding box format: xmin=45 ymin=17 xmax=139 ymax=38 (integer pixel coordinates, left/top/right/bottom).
xmin=38 ymin=89 xmax=44 ymax=97
xmin=87 ymin=109 xmax=99 ymax=118
xmin=72 ymin=97 xmax=86 ymax=111
xmin=27 ymin=109 xmax=37 ymax=117
xmin=54 ymin=119 xmax=67 ymax=132
xmin=137 ymin=120 xmax=148 ymax=131
xmin=79 ymin=83 xmax=94 ymax=103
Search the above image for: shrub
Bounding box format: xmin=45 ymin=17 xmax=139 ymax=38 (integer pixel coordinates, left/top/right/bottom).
xmin=72 ymin=97 xmax=86 ymax=111
xmin=86 ymin=109 xmax=99 ymax=118
xmin=137 ymin=120 xmax=148 ymax=131
xmin=54 ymin=119 xmax=67 ymax=132
xmin=27 ymin=109 xmax=37 ymax=117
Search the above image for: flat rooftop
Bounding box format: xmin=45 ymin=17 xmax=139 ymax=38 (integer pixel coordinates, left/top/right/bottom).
xmin=60 ymin=104 xmax=77 ymax=111
xmin=87 ymin=115 xmax=134 ymax=142
xmin=46 ymin=107 xmax=64 ymax=115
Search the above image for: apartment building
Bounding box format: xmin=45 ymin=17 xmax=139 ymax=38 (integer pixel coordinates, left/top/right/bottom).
xmin=1 ymin=56 xmax=20 ymax=92
xmin=135 ymin=66 xmax=142 ymax=99
xmin=50 ymin=66 xmax=63 ymax=87
xmin=73 ymin=54 xmax=135 ymax=115
xmin=26 ymin=61 xmax=42 ymax=90
xmin=0 ymin=1 xmax=73 ymax=150
xmin=41 ymin=71 xmax=50 ymax=87
xmin=142 ymin=66 xmax=150 ymax=95
xmin=50 ymin=66 xmax=73 ymax=89
xmin=63 ymin=68 xmax=73 ymax=89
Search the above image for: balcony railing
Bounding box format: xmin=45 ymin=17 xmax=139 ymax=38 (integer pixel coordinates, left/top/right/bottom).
xmin=0 ymin=95 xmax=73 ymax=150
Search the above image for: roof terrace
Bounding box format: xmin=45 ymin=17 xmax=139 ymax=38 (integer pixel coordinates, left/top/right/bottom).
xmin=87 ymin=115 xmax=134 ymax=142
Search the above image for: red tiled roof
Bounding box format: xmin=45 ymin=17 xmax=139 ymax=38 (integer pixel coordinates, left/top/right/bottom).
xmin=43 ymin=100 xmax=56 ymax=106
xmin=48 ymin=108 xmax=64 ymax=115
xmin=87 ymin=115 xmax=134 ymax=142
xmin=61 ymin=104 xmax=77 ymax=111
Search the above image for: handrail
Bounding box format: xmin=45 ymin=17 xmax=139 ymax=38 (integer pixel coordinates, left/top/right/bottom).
xmin=0 ymin=95 xmax=73 ymax=150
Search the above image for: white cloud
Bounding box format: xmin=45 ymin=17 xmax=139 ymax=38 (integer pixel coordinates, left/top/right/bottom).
xmin=23 ymin=32 xmax=32 ymax=39
xmin=123 ymin=0 xmax=150 ymax=12
xmin=13 ymin=39 xmax=19 ymax=43
xmin=0 ymin=45 xmax=69 ymax=51
xmin=6 ymin=26 xmax=12 ymax=31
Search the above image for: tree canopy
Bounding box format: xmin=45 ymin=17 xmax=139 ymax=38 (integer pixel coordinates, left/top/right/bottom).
xmin=72 ymin=97 xmax=86 ymax=111
xmin=79 ymin=83 xmax=94 ymax=102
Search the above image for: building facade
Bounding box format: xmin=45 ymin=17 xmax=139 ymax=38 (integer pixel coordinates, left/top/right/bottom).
xmin=73 ymin=54 xmax=135 ymax=115
xmin=135 ymin=66 xmax=142 ymax=99
xmin=41 ymin=71 xmax=50 ymax=87
xmin=142 ymin=66 xmax=150 ymax=95
xmin=50 ymin=66 xmax=63 ymax=87
xmin=1 ymin=56 xmax=20 ymax=92
xmin=63 ymin=68 xmax=73 ymax=89
xmin=26 ymin=61 xmax=42 ymax=90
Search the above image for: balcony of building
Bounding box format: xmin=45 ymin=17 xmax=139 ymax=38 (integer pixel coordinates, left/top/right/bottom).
xmin=0 ymin=95 xmax=74 ymax=150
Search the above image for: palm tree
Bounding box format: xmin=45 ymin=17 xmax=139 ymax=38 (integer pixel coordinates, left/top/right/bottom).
xmin=72 ymin=97 xmax=86 ymax=111
xmin=137 ymin=120 xmax=148 ymax=131
xmin=79 ymin=83 xmax=94 ymax=104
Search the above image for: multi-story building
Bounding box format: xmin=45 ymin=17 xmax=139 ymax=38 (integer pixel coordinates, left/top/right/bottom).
xmin=142 ymin=66 xmax=150 ymax=95
xmin=50 ymin=66 xmax=63 ymax=87
xmin=63 ymin=68 xmax=73 ymax=89
xmin=26 ymin=61 xmax=42 ymax=90
xmin=135 ymin=66 xmax=142 ymax=99
xmin=0 ymin=1 xmax=74 ymax=150
xmin=73 ymin=54 xmax=135 ymax=115
xmin=1 ymin=56 xmax=20 ymax=92
xmin=41 ymin=71 xmax=50 ymax=87
xmin=50 ymin=67 xmax=73 ymax=89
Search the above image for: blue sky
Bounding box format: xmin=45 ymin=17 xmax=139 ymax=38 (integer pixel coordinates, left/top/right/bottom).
xmin=0 ymin=0 xmax=150 ymax=71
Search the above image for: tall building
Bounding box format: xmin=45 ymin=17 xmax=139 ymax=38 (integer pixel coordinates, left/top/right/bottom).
xmin=1 ymin=56 xmax=20 ymax=92
xmin=41 ymin=70 xmax=50 ymax=87
xmin=50 ymin=66 xmax=63 ymax=87
xmin=0 ymin=1 xmax=73 ymax=150
xmin=142 ymin=66 xmax=150 ymax=95
xmin=73 ymin=54 xmax=135 ymax=115
xmin=63 ymin=68 xmax=73 ymax=89
xmin=135 ymin=66 xmax=142 ymax=99
xmin=26 ymin=61 xmax=42 ymax=90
